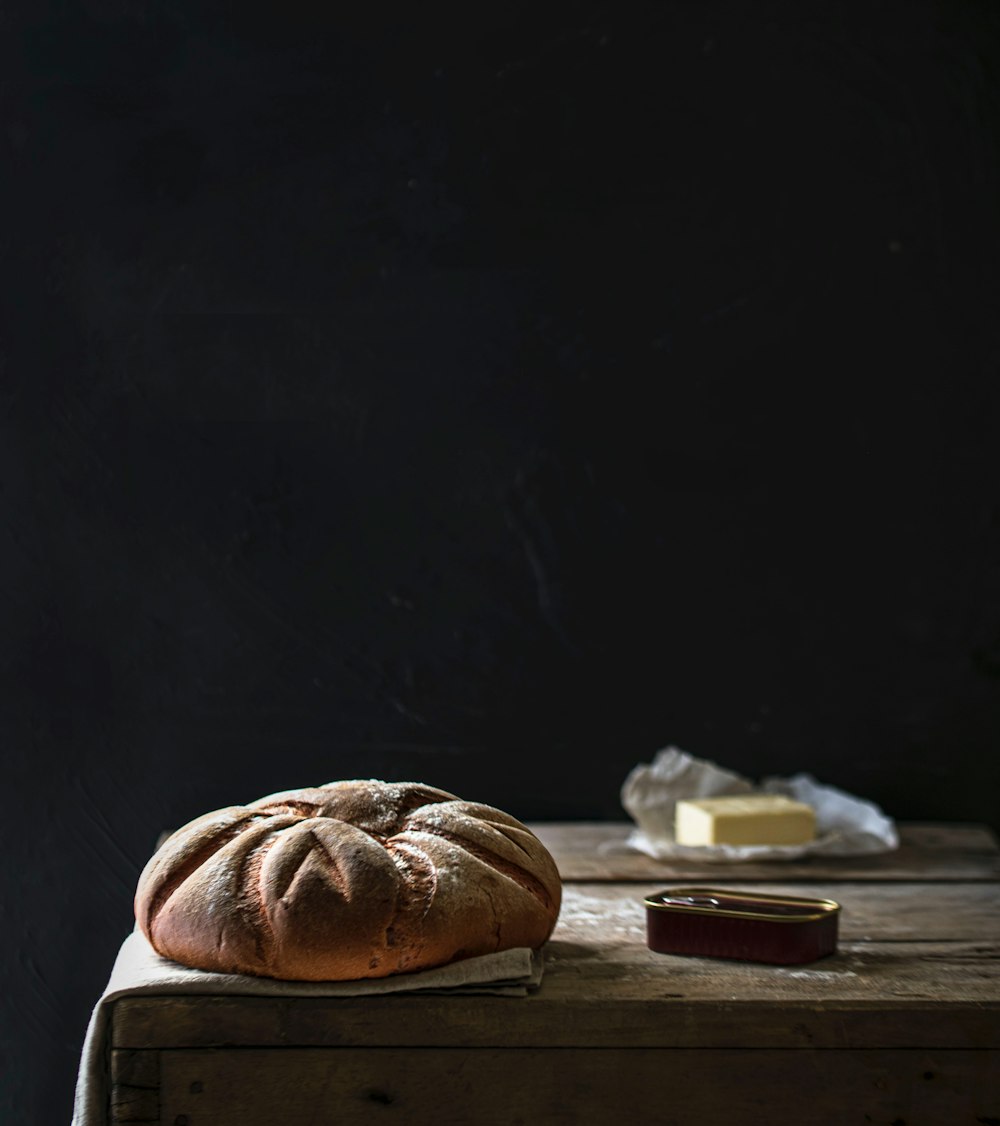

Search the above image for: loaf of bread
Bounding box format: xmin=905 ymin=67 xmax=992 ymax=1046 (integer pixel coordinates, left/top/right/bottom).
xmin=134 ymin=779 xmax=562 ymax=981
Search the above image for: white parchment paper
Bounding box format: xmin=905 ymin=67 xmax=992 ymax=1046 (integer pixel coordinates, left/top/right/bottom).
xmin=620 ymin=747 xmax=899 ymax=861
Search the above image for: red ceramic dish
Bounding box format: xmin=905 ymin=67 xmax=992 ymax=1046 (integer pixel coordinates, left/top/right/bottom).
xmin=644 ymin=887 xmax=841 ymax=965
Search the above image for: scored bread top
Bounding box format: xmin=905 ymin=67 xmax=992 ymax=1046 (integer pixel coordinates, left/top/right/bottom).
xmin=134 ymin=780 xmax=562 ymax=981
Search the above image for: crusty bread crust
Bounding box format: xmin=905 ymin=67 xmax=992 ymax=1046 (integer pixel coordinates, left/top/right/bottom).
xmin=134 ymin=780 xmax=562 ymax=981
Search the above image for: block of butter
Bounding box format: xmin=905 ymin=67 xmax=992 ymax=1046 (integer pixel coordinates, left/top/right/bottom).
xmin=674 ymin=794 xmax=817 ymax=847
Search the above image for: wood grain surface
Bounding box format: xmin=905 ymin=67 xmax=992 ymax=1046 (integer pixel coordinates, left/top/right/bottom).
xmin=531 ymin=821 xmax=1000 ymax=881
xmin=112 ymin=823 xmax=1000 ymax=1054
xmin=108 ymin=820 xmax=1000 ymax=1125
xmin=154 ymin=1046 xmax=999 ymax=1126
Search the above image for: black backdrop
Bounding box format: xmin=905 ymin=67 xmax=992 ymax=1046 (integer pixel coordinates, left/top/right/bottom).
xmin=5 ymin=2 xmax=1000 ymax=1121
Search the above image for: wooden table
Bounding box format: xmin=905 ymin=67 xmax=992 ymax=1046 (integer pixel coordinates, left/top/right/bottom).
xmin=110 ymin=822 xmax=1000 ymax=1125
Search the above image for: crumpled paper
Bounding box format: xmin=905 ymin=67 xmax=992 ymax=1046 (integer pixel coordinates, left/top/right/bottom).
xmin=621 ymin=747 xmax=899 ymax=861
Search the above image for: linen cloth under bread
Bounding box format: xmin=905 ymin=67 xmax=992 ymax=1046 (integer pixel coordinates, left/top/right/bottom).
xmin=72 ymin=927 xmax=544 ymax=1126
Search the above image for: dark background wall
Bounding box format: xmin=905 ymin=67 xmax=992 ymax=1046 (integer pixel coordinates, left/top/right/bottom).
xmin=4 ymin=1 xmax=1000 ymax=1121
